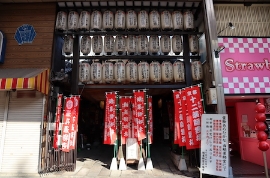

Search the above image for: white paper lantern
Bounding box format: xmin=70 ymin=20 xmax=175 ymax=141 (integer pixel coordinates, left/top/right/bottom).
xmin=79 ymin=11 xmax=91 ymax=31
xmin=92 ymin=35 xmax=103 ymax=55
xmin=137 ymin=35 xmax=148 ymax=55
xmin=161 ymin=61 xmax=173 ymax=83
xmin=115 ymin=10 xmax=125 ymax=31
xmin=161 ymin=10 xmax=173 ymax=31
xmin=150 ymin=61 xmax=161 ymax=83
xmin=183 ymin=11 xmax=194 ymax=30
xmin=115 ymin=35 xmax=126 ymax=55
xmin=149 ymin=35 xmax=160 ymax=55
xmin=55 ymin=11 xmax=67 ymax=31
xmin=104 ymin=35 xmax=114 ymax=55
xmin=102 ymin=61 xmax=114 ymax=83
xmin=172 ymin=35 xmax=183 ymax=55
xmin=191 ymin=60 xmax=203 ymax=81
xmin=91 ymin=60 xmax=102 ymax=83
xmin=68 ymin=11 xmax=79 ymax=31
xmin=126 ymin=10 xmax=137 ymax=31
xmin=126 ymin=60 xmax=138 ymax=83
xmin=189 ymin=35 xmax=199 ymax=53
xmin=127 ymin=35 xmax=137 ymax=55
xmin=62 ymin=35 xmax=73 ymax=55
xmin=79 ymin=62 xmax=91 ymax=83
xmin=114 ymin=60 xmax=125 ymax=83
xmin=138 ymin=61 xmax=149 ymax=83
xmin=172 ymin=11 xmax=183 ymax=31
xmin=91 ymin=10 xmax=102 ymax=31
xmin=103 ymin=10 xmax=114 ymax=31
xmin=138 ymin=10 xmax=149 ymax=30
xmin=173 ymin=60 xmax=185 ymax=82
xmin=80 ymin=35 xmax=91 ymax=55
xmin=149 ymin=10 xmax=160 ymax=31
xmin=160 ymin=35 xmax=171 ymax=55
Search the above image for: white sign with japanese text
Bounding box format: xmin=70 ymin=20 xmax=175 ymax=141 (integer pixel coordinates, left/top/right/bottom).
xmin=201 ymin=114 xmax=229 ymax=177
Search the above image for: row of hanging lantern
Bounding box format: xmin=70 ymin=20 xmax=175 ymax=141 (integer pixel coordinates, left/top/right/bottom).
xmin=79 ymin=59 xmax=203 ymax=84
xmin=56 ymin=10 xmax=194 ymax=32
xmin=62 ymin=34 xmax=198 ymax=56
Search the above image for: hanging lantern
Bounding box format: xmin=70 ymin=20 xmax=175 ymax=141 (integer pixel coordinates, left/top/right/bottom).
xmin=126 ymin=10 xmax=137 ymax=31
xmin=103 ymin=10 xmax=114 ymax=31
xmin=92 ymin=35 xmax=103 ymax=55
xmin=62 ymin=35 xmax=73 ymax=55
xmin=79 ymin=62 xmax=91 ymax=83
xmin=172 ymin=11 xmax=183 ymax=31
xmin=138 ymin=61 xmax=149 ymax=83
xmin=191 ymin=60 xmax=203 ymax=81
xmin=137 ymin=35 xmax=148 ymax=55
xmin=161 ymin=61 xmax=173 ymax=83
xmin=172 ymin=35 xmax=183 ymax=55
xmin=127 ymin=35 xmax=137 ymax=55
xmin=149 ymin=35 xmax=160 ymax=55
xmin=149 ymin=61 xmax=161 ymax=83
xmin=91 ymin=10 xmax=102 ymax=31
xmin=68 ymin=11 xmax=79 ymax=31
xmin=161 ymin=10 xmax=173 ymax=31
xmin=189 ymin=35 xmax=199 ymax=54
xmin=115 ymin=10 xmax=125 ymax=31
xmin=102 ymin=60 xmax=114 ymax=83
xmin=160 ymin=35 xmax=171 ymax=55
xmin=104 ymin=35 xmax=114 ymax=55
xmin=114 ymin=60 xmax=125 ymax=83
xmin=138 ymin=10 xmax=149 ymax=31
xmin=126 ymin=60 xmax=138 ymax=83
xmin=91 ymin=60 xmax=102 ymax=83
xmin=115 ymin=35 xmax=126 ymax=55
xmin=79 ymin=11 xmax=91 ymax=31
xmin=173 ymin=60 xmax=185 ymax=83
xmin=183 ymin=11 xmax=194 ymax=30
xmin=149 ymin=10 xmax=160 ymax=31
xmin=80 ymin=35 xmax=91 ymax=55
xmin=55 ymin=11 xmax=67 ymax=31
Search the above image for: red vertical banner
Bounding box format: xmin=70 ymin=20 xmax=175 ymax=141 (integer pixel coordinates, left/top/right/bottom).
xmin=178 ymin=90 xmax=187 ymax=146
xmin=103 ymin=93 xmax=117 ymax=145
xmin=173 ymin=90 xmax=181 ymax=145
xmin=61 ymin=97 xmax=74 ymax=152
xmin=148 ymin=96 xmax=153 ymax=144
xmin=184 ymin=86 xmax=202 ymax=149
xmin=120 ymin=97 xmax=131 ymax=144
xmin=54 ymin=94 xmax=63 ymax=149
xmin=133 ymin=91 xmax=146 ymax=141
xmin=69 ymin=96 xmax=80 ymax=150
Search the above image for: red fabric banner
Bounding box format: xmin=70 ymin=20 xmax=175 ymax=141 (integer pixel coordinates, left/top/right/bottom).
xmin=184 ymin=86 xmax=202 ymax=149
xmin=103 ymin=93 xmax=117 ymax=145
xmin=148 ymin=96 xmax=153 ymax=144
xmin=173 ymin=90 xmax=181 ymax=145
xmin=69 ymin=96 xmax=80 ymax=150
xmin=54 ymin=94 xmax=63 ymax=150
xmin=120 ymin=97 xmax=132 ymax=144
xmin=179 ymin=90 xmax=187 ymax=146
xmin=61 ymin=97 xmax=74 ymax=152
xmin=133 ymin=91 xmax=146 ymax=141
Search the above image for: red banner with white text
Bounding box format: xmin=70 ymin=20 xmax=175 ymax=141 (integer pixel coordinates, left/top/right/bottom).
xmin=133 ymin=91 xmax=146 ymax=141
xmin=54 ymin=94 xmax=63 ymax=150
xmin=120 ymin=97 xmax=132 ymax=144
xmin=61 ymin=97 xmax=73 ymax=152
xmin=69 ymin=96 xmax=80 ymax=150
xmin=148 ymin=96 xmax=153 ymax=144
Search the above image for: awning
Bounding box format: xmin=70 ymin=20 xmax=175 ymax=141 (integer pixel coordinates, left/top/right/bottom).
xmin=0 ymin=68 xmax=50 ymax=95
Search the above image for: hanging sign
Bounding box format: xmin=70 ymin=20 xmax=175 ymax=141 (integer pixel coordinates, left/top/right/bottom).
xmin=69 ymin=96 xmax=80 ymax=150
xmin=120 ymin=96 xmax=132 ymax=144
xmin=53 ymin=94 xmax=63 ymax=150
xmin=133 ymin=90 xmax=146 ymax=141
xmin=201 ymin=114 xmax=229 ymax=178
xmin=103 ymin=93 xmax=117 ymax=145
xmin=14 ymin=24 xmax=36 ymax=45
xmin=148 ymin=96 xmax=153 ymax=144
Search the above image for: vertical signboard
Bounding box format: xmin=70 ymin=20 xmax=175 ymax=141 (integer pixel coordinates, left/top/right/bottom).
xmin=201 ymin=114 xmax=229 ymax=177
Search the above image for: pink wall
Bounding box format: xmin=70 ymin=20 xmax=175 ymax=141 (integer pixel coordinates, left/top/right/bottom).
xmin=235 ymin=101 xmax=270 ymax=168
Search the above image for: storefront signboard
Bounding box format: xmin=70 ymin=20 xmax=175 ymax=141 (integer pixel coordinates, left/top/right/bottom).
xmin=201 ymin=114 xmax=229 ymax=177
xmin=219 ymin=38 xmax=270 ymax=94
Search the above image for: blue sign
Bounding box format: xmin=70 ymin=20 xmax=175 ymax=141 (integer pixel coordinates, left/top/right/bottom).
xmin=0 ymin=30 xmax=6 ymax=64
xmin=14 ymin=24 xmax=36 ymax=45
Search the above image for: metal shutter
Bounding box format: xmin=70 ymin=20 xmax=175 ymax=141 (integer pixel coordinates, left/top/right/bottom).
xmin=0 ymin=91 xmax=44 ymax=173
xmin=0 ymin=92 xmax=6 ymax=144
